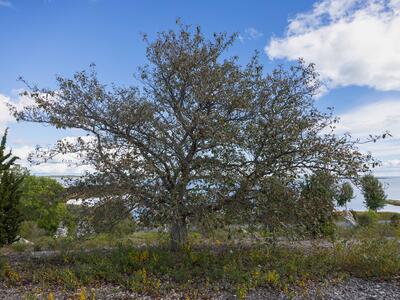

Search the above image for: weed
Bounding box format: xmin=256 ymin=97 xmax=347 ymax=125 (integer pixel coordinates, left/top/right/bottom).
xmin=236 ymin=283 xmax=248 ymax=299
xmin=265 ymin=270 xmax=280 ymax=287
xmin=2 ymin=234 xmax=400 ymax=297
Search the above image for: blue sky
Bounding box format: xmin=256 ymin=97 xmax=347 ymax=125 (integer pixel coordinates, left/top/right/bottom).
xmin=1 ymin=0 xmax=400 ymax=176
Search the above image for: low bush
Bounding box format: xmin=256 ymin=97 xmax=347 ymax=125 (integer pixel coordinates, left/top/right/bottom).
xmin=0 ymin=257 xmax=6 ymax=280
xmin=391 ymin=214 xmax=400 ymax=227
xmin=357 ymin=210 xmax=378 ymax=227
xmin=3 ymin=237 xmax=399 ymax=297
xmin=0 ymin=257 xmax=21 ymax=284
xmin=18 ymin=221 xmax=47 ymax=240
xmin=112 ymin=218 xmax=137 ymax=237
xmin=337 ymin=223 xmax=397 ymax=240
xmin=10 ymin=242 xmax=30 ymax=253
xmin=337 ymin=238 xmax=400 ymax=278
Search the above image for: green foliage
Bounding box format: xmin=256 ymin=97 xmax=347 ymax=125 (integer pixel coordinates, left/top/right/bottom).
xmin=6 ymin=237 xmax=400 ymax=296
xmin=18 ymin=221 xmax=47 ymax=240
xmin=19 ymin=175 xmax=68 ymax=234
xmin=357 ymin=210 xmax=378 ymax=227
xmin=337 ymin=238 xmax=400 ymax=278
xmin=89 ymin=198 xmax=133 ymax=234
xmin=10 ymin=242 xmax=30 ymax=252
xmin=345 ymin=211 xmax=400 ymax=221
xmin=332 ymin=221 xmax=399 ymax=241
xmin=0 ymin=129 xmax=24 ymax=247
xmin=253 ymin=177 xmax=297 ymax=235
xmin=112 ymin=217 xmax=137 ymax=237
xmin=336 ymin=182 xmax=354 ymax=207
xmin=390 ymin=214 xmax=400 ymax=227
xmin=361 ymin=175 xmax=386 ymax=211
xmin=0 ymin=256 xmax=7 ymax=280
xmin=299 ymin=172 xmax=337 ymax=238
xmin=14 ymin=22 xmax=377 ymax=249
xmin=0 ymin=257 xmax=21 ymax=284
xmin=252 ymin=173 xmax=354 ymax=239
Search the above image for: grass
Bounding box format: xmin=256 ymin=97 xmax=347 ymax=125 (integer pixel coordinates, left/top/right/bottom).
xmin=1 ymin=231 xmax=167 ymax=255
xmin=0 ymin=244 xmax=341 ymax=296
xmin=3 ymin=222 xmax=400 ymax=298
xmin=334 ymin=210 xmax=400 ymax=221
xmin=385 ymin=199 xmax=400 ymax=206
xmin=2 ymin=226 xmax=400 ymax=298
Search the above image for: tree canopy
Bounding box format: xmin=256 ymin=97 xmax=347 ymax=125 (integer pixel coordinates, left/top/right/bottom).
xmin=0 ymin=129 xmax=24 ymax=246
xmin=336 ymin=182 xmax=354 ymax=208
xmin=13 ymin=22 xmax=377 ymax=249
xmin=19 ymin=175 xmax=67 ymax=234
xmin=361 ymin=175 xmax=386 ymax=211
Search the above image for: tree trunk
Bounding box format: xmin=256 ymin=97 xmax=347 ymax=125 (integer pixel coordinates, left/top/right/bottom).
xmin=170 ymin=217 xmax=188 ymax=251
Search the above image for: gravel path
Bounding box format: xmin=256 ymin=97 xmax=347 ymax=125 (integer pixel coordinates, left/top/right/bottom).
xmin=321 ymin=277 xmax=400 ymax=300
xmin=1 ymin=277 xmax=400 ymax=299
xmin=245 ymin=277 xmax=400 ymax=299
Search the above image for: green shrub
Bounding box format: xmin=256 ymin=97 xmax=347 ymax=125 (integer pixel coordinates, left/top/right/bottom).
xmin=0 ymin=257 xmax=20 ymax=284
xmin=112 ymin=217 xmax=137 ymax=237
xmin=0 ymin=257 xmax=7 ymax=280
xmin=19 ymin=221 xmax=47 ymax=240
xmin=336 ymin=182 xmax=354 ymax=208
xmin=357 ymin=210 xmax=378 ymax=227
xmin=337 ymin=239 xmax=400 ymax=278
xmin=390 ymin=214 xmax=400 ymax=227
xmin=3 ymin=234 xmax=400 ymax=295
xmin=361 ymin=175 xmax=386 ymax=211
xmin=0 ymin=129 xmax=24 ymax=247
xmin=19 ymin=175 xmax=68 ymax=235
xmin=10 ymin=242 xmax=30 ymax=252
xmin=299 ymin=172 xmax=337 ymax=238
xmin=33 ymin=236 xmax=58 ymax=251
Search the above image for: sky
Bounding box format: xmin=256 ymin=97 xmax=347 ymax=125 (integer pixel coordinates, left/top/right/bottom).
xmin=0 ymin=0 xmax=400 ymax=176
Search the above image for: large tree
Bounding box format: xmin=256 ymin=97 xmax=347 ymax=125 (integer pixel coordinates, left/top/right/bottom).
xmin=13 ymin=23 xmax=377 ymax=249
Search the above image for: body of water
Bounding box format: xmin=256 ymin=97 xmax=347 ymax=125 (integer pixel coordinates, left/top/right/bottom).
xmin=47 ymin=175 xmax=400 ymax=212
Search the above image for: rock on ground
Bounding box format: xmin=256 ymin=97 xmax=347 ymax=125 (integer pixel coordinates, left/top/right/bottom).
xmin=1 ymin=277 xmax=400 ymax=299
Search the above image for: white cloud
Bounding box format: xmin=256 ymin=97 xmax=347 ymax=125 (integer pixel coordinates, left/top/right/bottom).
xmin=336 ymin=100 xmax=400 ymax=176
xmin=0 ymin=93 xmax=92 ymax=175
xmin=246 ymin=27 xmax=263 ymax=40
xmin=239 ymin=27 xmax=263 ymax=43
xmin=0 ymin=95 xmax=15 ymax=128
xmin=0 ymin=93 xmax=34 ymax=130
xmin=336 ymin=100 xmax=400 ymax=136
xmin=0 ymin=0 xmax=11 ymax=7
xmin=266 ymin=0 xmax=400 ymax=91
xmin=12 ymin=138 xmax=94 ymax=176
